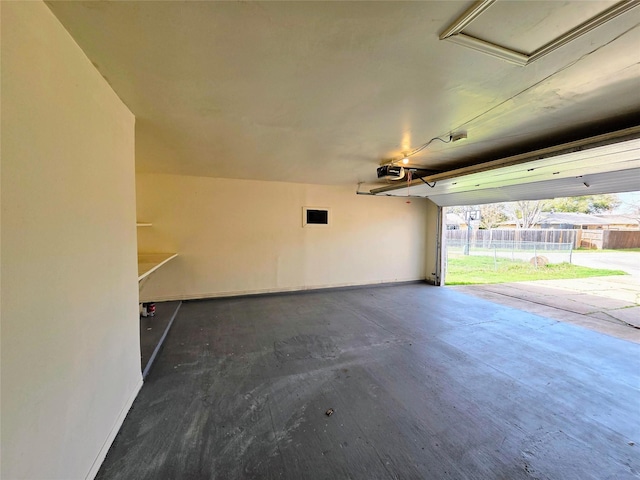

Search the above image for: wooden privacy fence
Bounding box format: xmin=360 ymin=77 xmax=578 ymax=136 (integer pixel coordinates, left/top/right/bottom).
xmin=446 ymin=228 xmax=580 ymax=249
xmin=580 ymin=230 xmax=640 ymax=249
xmin=448 ymin=228 xmax=640 ymax=250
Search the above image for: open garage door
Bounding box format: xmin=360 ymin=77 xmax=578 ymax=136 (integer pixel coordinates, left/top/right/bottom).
xmin=369 ymin=127 xmax=640 ymax=290
xmin=370 ymin=127 xmax=640 ymax=205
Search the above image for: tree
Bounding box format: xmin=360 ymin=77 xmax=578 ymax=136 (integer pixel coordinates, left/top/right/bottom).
xmin=543 ymin=194 xmax=619 ymax=214
xmin=504 ymin=200 xmax=545 ymax=229
xmin=447 ymin=193 xmax=621 ymax=230
xmin=478 ymin=203 xmax=506 ymax=229
xmin=588 ymin=194 xmax=620 ymax=213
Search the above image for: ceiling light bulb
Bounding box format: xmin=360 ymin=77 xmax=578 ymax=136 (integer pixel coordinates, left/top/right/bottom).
xmin=402 ymin=156 xmax=409 ymax=165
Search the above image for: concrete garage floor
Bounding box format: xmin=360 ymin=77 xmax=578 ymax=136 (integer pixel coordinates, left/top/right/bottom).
xmin=99 ymin=284 xmax=639 ymax=479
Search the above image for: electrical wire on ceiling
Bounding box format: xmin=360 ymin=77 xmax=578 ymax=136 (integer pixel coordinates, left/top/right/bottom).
xmin=419 ymin=177 xmax=436 ymax=188
xmin=389 ymin=132 xmax=467 ymax=166
xmin=374 ymin=132 xmax=466 ymax=192
xmin=405 ymin=135 xmax=451 ymax=158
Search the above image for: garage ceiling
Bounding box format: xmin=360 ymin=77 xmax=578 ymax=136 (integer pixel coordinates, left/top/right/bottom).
xmin=46 ymin=1 xmax=640 ymax=200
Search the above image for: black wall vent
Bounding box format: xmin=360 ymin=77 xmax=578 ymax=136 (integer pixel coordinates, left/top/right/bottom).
xmin=302 ymin=207 xmax=330 ymax=227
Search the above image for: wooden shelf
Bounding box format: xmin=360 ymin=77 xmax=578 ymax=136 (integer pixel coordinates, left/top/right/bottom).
xmin=138 ymin=253 xmax=177 ymax=281
xmin=136 ymin=222 xmax=153 ymax=227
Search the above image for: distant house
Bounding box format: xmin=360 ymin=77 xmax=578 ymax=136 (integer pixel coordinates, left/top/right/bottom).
xmin=499 ymin=212 xmax=639 ymax=230
xmin=445 ymin=213 xmax=467 ymax=230
xmin=593 ymin=214 xmax=640 ymax=230
xmin=538 ymin=212 xmax=611 ymax=229
xmin=499 ymin=212 xmax=610 ymax=229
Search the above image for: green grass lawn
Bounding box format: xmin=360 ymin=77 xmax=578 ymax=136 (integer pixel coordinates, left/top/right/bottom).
xmin=446 ymin=254 xmax=627 ymax=285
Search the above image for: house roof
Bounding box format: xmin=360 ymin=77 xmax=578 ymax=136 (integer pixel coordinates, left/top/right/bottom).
xmin=539 ymin=212 xmax=611 ymax=226
xmin=594 ymin=214 xmax=640 ymax=225
xmin=446 ymin=213 xmax=466 ymax=226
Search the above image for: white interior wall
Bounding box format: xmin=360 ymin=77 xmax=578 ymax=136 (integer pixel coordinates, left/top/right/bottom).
xmin=1 ymin=3 xmax=141 ymax=479
xmin=136 ymin=174 xmax=429 ymax=301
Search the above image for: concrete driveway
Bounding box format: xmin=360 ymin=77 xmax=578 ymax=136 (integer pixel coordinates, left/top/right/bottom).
xmin=451 ymin=276 xmax=640 ymax=343
xmin=450 ymin=251 xmax=640 ymax=343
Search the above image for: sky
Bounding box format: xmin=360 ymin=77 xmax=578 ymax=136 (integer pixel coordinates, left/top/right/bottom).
xmin=614 ymin=190 xmax=640 ymax=214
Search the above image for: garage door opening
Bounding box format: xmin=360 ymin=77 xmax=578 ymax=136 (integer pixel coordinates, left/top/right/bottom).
xmin=440 ymin=193 xmax=640 ymax=339
xmin=442 ymin=193 xmax=639 ymax=285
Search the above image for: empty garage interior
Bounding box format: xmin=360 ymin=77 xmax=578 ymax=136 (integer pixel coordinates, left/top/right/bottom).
xmin=1 ymin=1 xmax=640 ymax=479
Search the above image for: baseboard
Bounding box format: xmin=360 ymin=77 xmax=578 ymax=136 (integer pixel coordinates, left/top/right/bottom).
xmin=141 ymin=278 xmax=429 ymax=303
xmin=85 ymin=377 xmax=143 ymax=480
xmin=142 ymin=301 xmax=182 ymax=379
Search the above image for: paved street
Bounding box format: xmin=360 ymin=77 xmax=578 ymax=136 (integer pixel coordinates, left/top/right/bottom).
xmin=570 ymin=250 xmax=640 ymax=276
